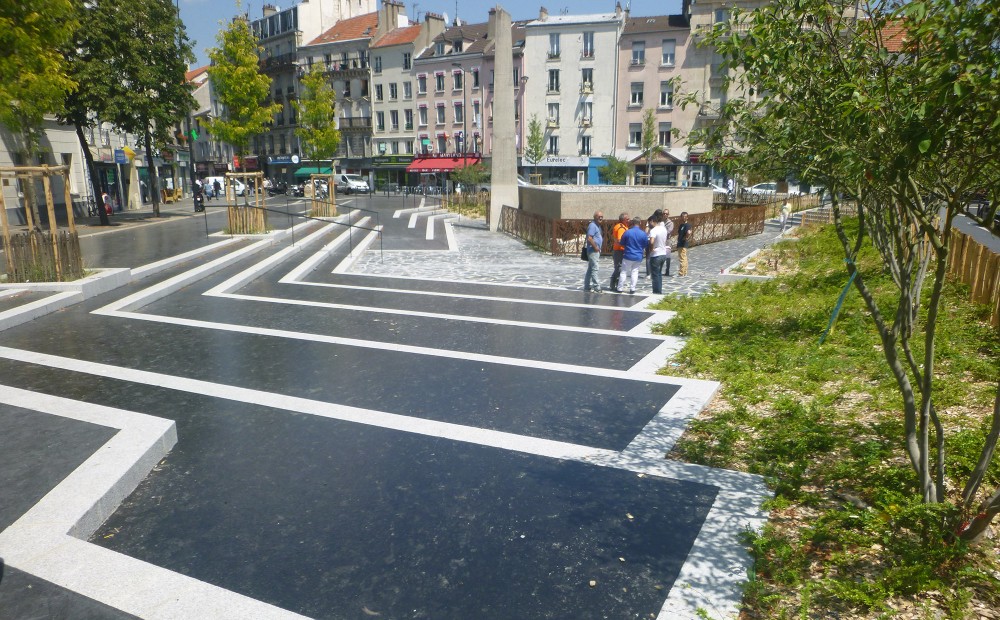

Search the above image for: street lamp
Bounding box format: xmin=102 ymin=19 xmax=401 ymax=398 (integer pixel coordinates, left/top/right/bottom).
xmin=451 ymin=62 xmax=467 ymax=156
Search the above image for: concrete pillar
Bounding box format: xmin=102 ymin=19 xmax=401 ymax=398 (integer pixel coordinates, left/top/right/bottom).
xmin=489 ymin=7 xmax=517 ymax=232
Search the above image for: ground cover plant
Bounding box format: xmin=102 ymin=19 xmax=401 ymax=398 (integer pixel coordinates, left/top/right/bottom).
xmin=653 ymin=223 xmax=1000 ymax=618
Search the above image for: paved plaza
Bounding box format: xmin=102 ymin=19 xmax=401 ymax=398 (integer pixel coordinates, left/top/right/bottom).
xmin=0 ymin=194 xmax=771 ymax=619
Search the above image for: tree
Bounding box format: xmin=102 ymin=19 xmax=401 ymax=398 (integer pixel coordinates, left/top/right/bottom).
xmin=450 ymin=162 xmax=489 ymax=190
xmin=1 ymin=0 xmax=78 ymax=223
xmin=293 ymin=65 xmax=340 ymax=168
xmin=598 ymin=154 xmax=629 ymax=185
xmin=523 ymin=114 xmax=546 ymax=179
xmin=61 ymin=0 xmax=195 ymax=220
xmin=693 ymin=0 xmax=1000 ymax=540
xmin=207 ymin=17 xmax=281 ymax=176
xmin=640 ymin=107 xmax=658 ymax=183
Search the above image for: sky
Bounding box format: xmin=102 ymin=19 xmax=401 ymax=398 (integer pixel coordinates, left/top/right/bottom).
xmin=178 ymin=0 xmax=684 ymax=69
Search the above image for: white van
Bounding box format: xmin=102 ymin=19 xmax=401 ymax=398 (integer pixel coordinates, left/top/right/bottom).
xmin=336 ymin=173 xmax=370 ymax=194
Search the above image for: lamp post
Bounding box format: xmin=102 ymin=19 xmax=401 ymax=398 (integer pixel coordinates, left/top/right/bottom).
xmin=452 ymin=62 xmax=467 ymax=156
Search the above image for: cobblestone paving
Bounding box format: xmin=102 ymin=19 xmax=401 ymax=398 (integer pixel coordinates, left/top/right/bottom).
xmin=352 ymin=217 xmax=789 ymax=296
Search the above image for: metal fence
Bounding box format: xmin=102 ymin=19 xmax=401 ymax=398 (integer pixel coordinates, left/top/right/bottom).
xmin=3 ymin=230 xmax=84 ymax=283
xmin=499 ymin=204 xmax=768 ymax=256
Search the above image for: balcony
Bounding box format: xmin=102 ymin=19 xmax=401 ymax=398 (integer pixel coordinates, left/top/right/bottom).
xmin=259 ymin=52 xmax=297 ymax=73
xmin=579 ymin=82 xmax=593 ymax=95
xmin=580 ymin=118 xmax=592 ymax=127
xmin=630 ymin=58 xmax=645 ymax=67
xmin=546 ymin=119 xmax=559 ymax=129
xmin=338 ymin=117 xmax=373 ymax=132
xmin=547 ymin=51 xmax=560 ymax=60
xmin=324 ymin=63 xmax=370 ymax=80
xmin=580 ymin=50 xmax=594 ymax=60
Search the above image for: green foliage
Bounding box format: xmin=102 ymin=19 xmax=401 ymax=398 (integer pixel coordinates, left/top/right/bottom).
xmin=0 ymin=0 xmax=78 ymax=136
xmin=597 ymin=154 xmax=630 ymax=185
xmin=450 ymin=162 xmax=489 ymax=188
xmin=207 ymin=17 xmax=282 ymax=163
xmin=654 ymin=223 xmax=1000 ymax=616
xmin=640 ymin=107 xmax=657 ymax=178
xmin=523 ymin=114 xmax=546 ymax=169
xmin=294 ymin=65 xmax=340 ymax=165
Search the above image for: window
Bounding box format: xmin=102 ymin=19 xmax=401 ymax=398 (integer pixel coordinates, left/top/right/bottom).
xmin=453 ymin=71 xmax=463 ymax=90
xmin=582 ymin=101 xmax=593 ymax=122
xmin=454 ymin=102 xmax=464 ymax=123
xmin=390 ymin=110 xmax=399 ymax=130
xmin=404 ymin=141 xmax=412 ymax=154
xmin=436 ymin=104 xmax=446 ymax=124
xmin=582 ymin=31 xmax=594 ymax=58
xmin=548 ymin=33 xmax=560 ymax=58
xmin=437 ymin=136 xmax=447 ymax=153
xmin=376 ymin=111 xmax=385 ymax=131
xmin=581 ymin=68 xmax=593 ymax=90
xmin=658 ymin=122 xmax=672 ymax=146
xmin=547 ymin=69 xmax=559 ymax=93
xmin=389 ymin=83 xmax=398 ymax=100
xmin=417 ymin=75 xmax=427 ymax=94
xmin=629 ymin=123 xmax=642 ymax=147
xmin=403 ymin=52 xmax=411 ymax=69
xmin=547 ymin=102 xmax=559 ymax=124
xmin=580 ymin=136 xmax=591 ymax=155
xmin=453 ymin=40 xmax=463 ymax=53
xmin=472 ymin=101 xmax=480 ymax=125
xmin=404 ymin=109 xmax=414 ymax=129
xmin=374 ymin=56 xmax=382 ymax=73
xmin=661 ymin=39 xmax=676 ymax=66
xmin=435 ymin=41 xmax=445 ymax=55
xmin=632 ymin=41 xmax=645 ymax=65
xmin=418 ymin=107 xmax=428 ymax=126
xmin=341 ymin=52 xmax=348 ymax=68
xmin=512 ymin=68 xmax=519 ymax=84
xmin=714 ymin=8 xmax=729 ymax=24
xmin=630 ymin=82 xmax=644 ymax=105
xmin=472 ymin=68 xmax=480 ymax=88
xmin=375 ymin=84 xmax=383 ymax=101
xmin=403 ymin=81 xmax=412 ymax=99
xmin=324 ymin=53 xmax=332 ymax=69
xmin=435 ymin=74 xmax=445 ymax=92
xmin=547 ymin=135 xmax=558 ymax=155
xmin=659 ymin=82 xmax=674 ymax=108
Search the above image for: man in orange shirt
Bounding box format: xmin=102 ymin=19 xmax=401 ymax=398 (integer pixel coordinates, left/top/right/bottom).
xmin=609 ymin=212 xmax=629 ymax=292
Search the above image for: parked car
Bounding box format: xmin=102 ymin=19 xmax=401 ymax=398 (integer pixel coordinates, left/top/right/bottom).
xmin=517 ymin=174 xmax=531 ymax=186
xmin=746 ymin=182 xmax=778 ymax=195
xmin=709 ymin=183 xmax=729 ymax=195
xmin=336 ymin=173 xmax=370 ymax=194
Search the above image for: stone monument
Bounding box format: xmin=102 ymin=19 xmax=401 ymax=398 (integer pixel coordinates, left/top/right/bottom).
xmin=489 ymin=6 xmax=517 ymax=232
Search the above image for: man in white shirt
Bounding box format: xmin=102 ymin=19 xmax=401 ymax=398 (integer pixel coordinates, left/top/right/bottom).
xmin=648 ymin=211 xmax=673 ymax=294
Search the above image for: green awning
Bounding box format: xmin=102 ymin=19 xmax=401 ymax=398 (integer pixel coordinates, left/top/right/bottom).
xmin=293 ymin=167 xmax=333 ymax=178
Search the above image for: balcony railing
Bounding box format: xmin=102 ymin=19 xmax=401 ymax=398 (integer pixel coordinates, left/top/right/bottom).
xmin=581 ymin=50 xmax=594 ymax=59
xmin=546 ymin=119 xmax=559 ymax=128
xmin=580 ymin=118 xmax=592 ymax=127
xmin=579 ymin=82 xmax=593 ymax=94
xmin=630 ymin=57 xmax=645 ymax=66
xmin=259 ymin=52 xmax=297 ymax=72
xmin=547 ymin=51 xmax=560 ymax=60
xmin=338 ymin=117 xmax=373 ymax=131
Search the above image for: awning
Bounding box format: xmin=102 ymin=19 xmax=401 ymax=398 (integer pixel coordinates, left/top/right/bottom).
xmin=293 ymin=167 xmax=333 ymax=177
xmin=405 ymin=156 xmax=481 ymax=173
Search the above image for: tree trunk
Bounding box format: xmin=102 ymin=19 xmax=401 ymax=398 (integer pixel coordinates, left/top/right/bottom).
xmin=75 ymin=124 xmax=109 ymax=226
xmin=144 ymin=127 xmax=160 ymax=218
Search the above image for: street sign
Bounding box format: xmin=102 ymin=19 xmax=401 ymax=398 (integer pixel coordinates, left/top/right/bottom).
xmin=114 ymin=149 xmax=129 ymax=165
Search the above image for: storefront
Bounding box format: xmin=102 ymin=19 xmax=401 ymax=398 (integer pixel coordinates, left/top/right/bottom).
xmin=405 ymin=154 xmax=482 ymax=190
xmin=519 ymin=155 xmax=589 ymax=185
xmin=266 ymin=154 xmax=301 ymax=185
xmin=372 ymin=154 xmax=414 ymax=190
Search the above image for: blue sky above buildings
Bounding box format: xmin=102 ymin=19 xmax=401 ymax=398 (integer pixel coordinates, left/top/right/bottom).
xmin=179 ymin=0 xmax=685 ymax=67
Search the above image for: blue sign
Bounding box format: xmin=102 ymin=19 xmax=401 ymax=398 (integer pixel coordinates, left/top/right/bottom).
xmin=268 ymin=154 xmax=300 ymax=165
xmin=114 ymin=149 xmax=129 ymax=165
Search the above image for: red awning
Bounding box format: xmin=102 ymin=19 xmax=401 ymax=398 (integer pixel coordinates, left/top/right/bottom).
xmin=406 ymin=156 xmax=481 ymax=173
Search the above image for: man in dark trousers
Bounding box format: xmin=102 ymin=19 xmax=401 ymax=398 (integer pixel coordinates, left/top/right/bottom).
xmin=609 ymin=212 xmax=629 ymax=291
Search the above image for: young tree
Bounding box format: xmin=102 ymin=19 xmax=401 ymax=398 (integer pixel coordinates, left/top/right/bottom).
xmin=207 ymin=17 xmax=282 ymax=177
xmin=1 ymin=0 xmax=78 ymax=222
xmin=293 ymin=65 xmax=340 ymax=170
xmin=597 ymin=154 xmax=630 ymax=185
xmin=640 ymin=107 xmax=658 ymax=183
xmin=694 ymin=0 xmax=1000 ymax=540
xmin=450 ymin=162 xmax=489 ymax=191
xmin=523 ymin=114 xmax=546 ymax=180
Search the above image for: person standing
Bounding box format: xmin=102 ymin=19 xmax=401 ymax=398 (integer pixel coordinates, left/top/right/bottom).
xmin=609 ymin=212 xmax=629 ymax=291
xmin=648 ymin=212 xmax=671 ymax=294
xmin=584 ymin=211 xmax=604 ymax=293
xmin=617 ymin=217 xmax=646 ymax=294
xmin=677 ymin=212 xmax=693 ymax=276
xmin=780 ymin=200 xmax=792 ymax=231
xmin=213 ymin=179 xmax=222 ymax=201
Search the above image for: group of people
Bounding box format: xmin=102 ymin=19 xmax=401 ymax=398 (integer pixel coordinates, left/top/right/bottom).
xmin=583 ymin=209 xmax=693 ymax=294
xmin=195 ymin=178 xmax=223 ymax=201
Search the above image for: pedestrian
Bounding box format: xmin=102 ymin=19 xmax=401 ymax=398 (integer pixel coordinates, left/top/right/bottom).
xmin=609 ymin=212 xmax=629 ymax=291
xmin=644 ymin=209 xmax=662 ymax=276
xmin=617 ymin=217 xmax=646 ymax=294
xmin=661 ymin=210 xmax=675 ymax=277
xmin=677 ymin=212 xmax=693 ymax=276
xmin=648 ymin=212 xmax=671 ymax=294
xmin=780 ymin=200 xmax=791 ymax=231
xmin=213 ymin=179 xmax=222 ymax=201
xmin=101 ymin=191 xmax=112 ymax=216
xmin=583 ymin=210 xmax=604 ymax=293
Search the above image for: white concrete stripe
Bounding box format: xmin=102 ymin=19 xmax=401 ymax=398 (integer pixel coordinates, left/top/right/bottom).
xmin=408 ymin=212 xmax=419 ymax=228
xmin=444 ymin=219 xmax=458 ymax=251
xmin=0 ymin=385 xmax=310 ymax=620
xmin=425 ymin=213 xmax=457 ymax=240
xmin=0 ymin=291 xmax=82 ymax=332
xmin=331 ymin=226 xmax=382 ymax=274
xmin=131 ymin=237 xmax=243 ymax=280
xmin=278 ymin=218 xmax=372 ymax=284
xmin=0 ymin=288 xmax=26 ymax=299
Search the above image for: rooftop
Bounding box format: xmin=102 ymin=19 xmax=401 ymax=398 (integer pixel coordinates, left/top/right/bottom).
xmin=306 ymin=12 xmax=379 ymax=46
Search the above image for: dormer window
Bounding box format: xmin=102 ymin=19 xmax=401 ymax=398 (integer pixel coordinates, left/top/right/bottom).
xmin=453 ymin=40 xmax=463 ymax=53
xmin=435 ymin=41 xmax=445 ymax=55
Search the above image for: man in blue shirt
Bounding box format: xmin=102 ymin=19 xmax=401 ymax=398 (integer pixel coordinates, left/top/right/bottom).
xmin=583 ymin=211 xmax=604 ymax=293
xmin=617 ymin=217 xmax=646 ymax=294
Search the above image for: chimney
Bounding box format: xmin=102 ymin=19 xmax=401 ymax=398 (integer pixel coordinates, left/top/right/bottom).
xmin=487 ymin=8 xmax=497 ymax=40
xmin=615 ymin=2 xmax=622 ymax=18
xmin=377 ymin=0 xmax=405 ymax=38
xmin=539 ymin=6 xmax=548 ymax=21
xmin=262 ymin=4 xmax=278 ymax=17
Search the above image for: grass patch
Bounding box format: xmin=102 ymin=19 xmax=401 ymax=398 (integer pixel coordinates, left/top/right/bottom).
xmin=652 ymin=222 xmax=1000 ymax=618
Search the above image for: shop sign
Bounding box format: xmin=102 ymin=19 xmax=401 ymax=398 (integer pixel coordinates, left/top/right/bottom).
xmin=373 ymin=155 xmax=415 ymax=166
xmin=243 ymin=155 xmax=259 ymax=170
xmin=114 ymin=149 xmax=129 ymax=165
xmin=176 ymin=151 xmax=190 ymax=163
xmin=540 ymin=155 xmax=588 ymax=167
xmin=98 ymin=148 xmax=113 ymax=163
xmin=161 ymin=149 xmax=175 ymax=162
xmin=268 ymin=154 xmax=300 ymax=165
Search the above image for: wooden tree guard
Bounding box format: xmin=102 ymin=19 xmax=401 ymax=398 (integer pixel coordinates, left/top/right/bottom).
xmin=224 ymin=172 xmax=268 ymax=234
xmin=0 ymin=164 xmax=81 ymax=282
xmin=309 ymin=173 xmax=337 ymax=218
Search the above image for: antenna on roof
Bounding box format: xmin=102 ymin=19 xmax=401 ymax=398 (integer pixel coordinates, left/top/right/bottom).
xmin=412 ymin=2 xmax=420 ymax=22
xmin=454 ymin=0 xmax=459 ymax=25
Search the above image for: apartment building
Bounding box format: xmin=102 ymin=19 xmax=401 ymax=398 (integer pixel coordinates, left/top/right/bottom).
xmin=615 ymin=13 xmax=694 ymax=186
xmin=522 ymin=5 xmax=626 ymax=184
xmin=480 ymin=13 xmax=527 ymax=161
xmin=187 ymin=66 xmax=234 ymax=182
xmin=370 ymin=10 xmax=445 ymax=187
